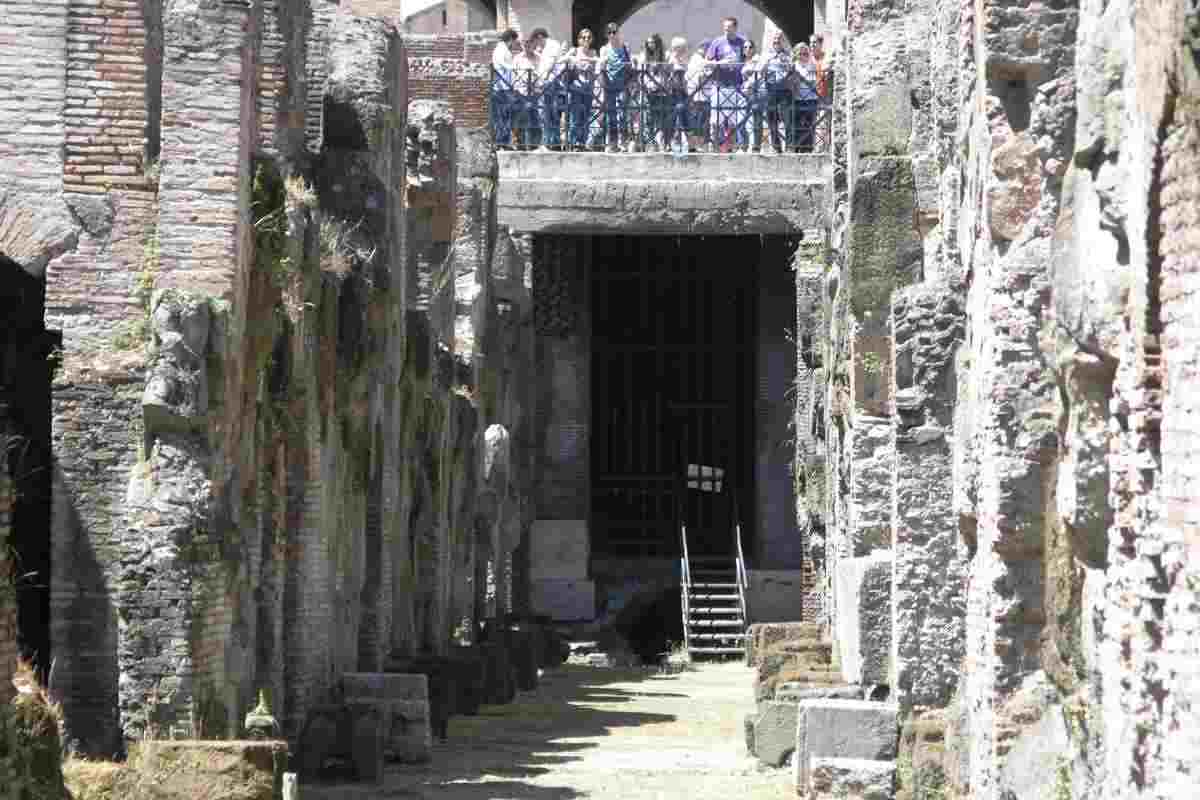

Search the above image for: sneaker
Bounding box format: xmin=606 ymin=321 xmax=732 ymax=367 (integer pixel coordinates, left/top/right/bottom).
xmin=535 ymin=146 xmax=551 ymax=153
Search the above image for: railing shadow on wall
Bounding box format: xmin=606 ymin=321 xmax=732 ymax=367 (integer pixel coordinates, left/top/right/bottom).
xmin=491 ymin=65 xmax=832 ymax=154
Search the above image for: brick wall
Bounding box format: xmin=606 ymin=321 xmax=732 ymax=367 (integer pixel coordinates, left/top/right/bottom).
xmin=0 ymin=0 xmax=69 ymax=198
xmin=258 ymin=0 xmax=284 ymax=156
xmin=155 ymin=0 xmax=253 ymax=298
xmin=406 ymin=33 xmax=492 ymax=130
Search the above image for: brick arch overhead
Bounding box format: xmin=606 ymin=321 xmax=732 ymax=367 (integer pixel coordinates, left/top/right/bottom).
xmin=571 ymin=0 xmax=814 ymax=48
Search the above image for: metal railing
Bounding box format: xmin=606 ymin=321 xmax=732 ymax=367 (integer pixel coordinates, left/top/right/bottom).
xmin=492 ymin=63 xmax=832 ymax=153
xmin=679 ymin=519 xmax=692 ymax=657
xmin=733 ymin=498 xmax=749 ymax=628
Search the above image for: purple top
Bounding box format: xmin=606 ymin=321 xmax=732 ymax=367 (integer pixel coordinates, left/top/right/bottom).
xmin=706 ymin=34 xmax=747 ymax=85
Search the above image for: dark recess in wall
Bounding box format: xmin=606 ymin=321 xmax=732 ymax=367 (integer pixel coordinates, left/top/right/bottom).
xmin=0 ymin=256 xmax=59 ymax=681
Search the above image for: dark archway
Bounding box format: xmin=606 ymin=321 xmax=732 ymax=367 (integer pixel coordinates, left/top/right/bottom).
xmin=1 ymin=256 xmax=59 ymax=680
xmin=571 ymin=0 xmax=814 ymax=49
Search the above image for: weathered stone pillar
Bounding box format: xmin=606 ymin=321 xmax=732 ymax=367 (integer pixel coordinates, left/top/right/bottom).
xmin=115 ymin=0 xmax=257 ymax=742
xmin=890 ymin=285 xmax=967 ymax=711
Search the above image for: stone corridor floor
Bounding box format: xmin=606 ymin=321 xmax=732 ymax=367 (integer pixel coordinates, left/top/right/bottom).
xmin=307 ymin=662 xmax=793 ymax=800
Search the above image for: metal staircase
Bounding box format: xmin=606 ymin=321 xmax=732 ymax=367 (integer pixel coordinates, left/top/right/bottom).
xmin=680 ymin=520 xmax=750 ymax=658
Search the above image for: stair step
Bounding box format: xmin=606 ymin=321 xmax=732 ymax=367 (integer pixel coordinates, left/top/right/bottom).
xmin=688 ymin=619 xmax=745 ymax=628
xmin=689 ymin=582 xmax=738 ymax=589
xmin=689 ymin=632 xmax=747 ymax=640
xmin=689 ymin=592 xmax=739 ymax=600
xmin=688 ymin=646 xmax=746 ymax=654
xmin=689 ymin=605 xmax=744 ymax=613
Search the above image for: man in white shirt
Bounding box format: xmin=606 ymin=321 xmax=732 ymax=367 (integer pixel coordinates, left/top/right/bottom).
xmin=492 ymin=30 xmax=520 ymax=148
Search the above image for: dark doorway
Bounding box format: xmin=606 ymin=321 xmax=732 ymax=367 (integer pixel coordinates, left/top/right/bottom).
xmin=590 ymin=236 xmax=758 ymax=560
xmin=0 ymin=256 xmax=58 ymax=679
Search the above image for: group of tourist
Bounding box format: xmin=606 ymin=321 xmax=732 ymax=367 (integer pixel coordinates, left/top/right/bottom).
xmin=491 ymin=16 xmax=830 ymax=154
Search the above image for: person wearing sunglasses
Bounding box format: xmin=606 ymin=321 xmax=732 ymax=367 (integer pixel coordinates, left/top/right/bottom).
xmin=599 ymin=23 xmax=632 ymax=152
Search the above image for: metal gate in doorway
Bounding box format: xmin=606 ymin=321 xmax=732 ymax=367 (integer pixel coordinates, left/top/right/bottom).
xmin=591 ymin=236 xmax=757 ymax=559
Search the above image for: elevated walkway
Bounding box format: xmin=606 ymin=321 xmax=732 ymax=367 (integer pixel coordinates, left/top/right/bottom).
xmin=497 ymin=151 xmax=831 ymax=235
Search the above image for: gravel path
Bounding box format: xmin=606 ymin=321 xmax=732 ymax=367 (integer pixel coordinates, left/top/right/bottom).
xmin=308 ymin=662 xmax=792 ymax=800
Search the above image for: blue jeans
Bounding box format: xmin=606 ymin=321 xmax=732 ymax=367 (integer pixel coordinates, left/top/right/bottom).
xmin=492 ymin=90 xmax=513 ymax=146
xmin=542 ymin=91 xmax=567 ymax=146
xmin=568 ymin=86 xmax=594 ymax=147
xmin=604 ymin=88 xmax=627 ymax=145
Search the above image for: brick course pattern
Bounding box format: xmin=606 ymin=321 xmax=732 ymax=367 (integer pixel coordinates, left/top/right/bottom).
xmin=406 ymin=34 xmax=492 ymax=131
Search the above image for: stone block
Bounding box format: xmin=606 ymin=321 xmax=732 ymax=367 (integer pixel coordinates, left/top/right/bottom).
xmin=348 ymin=705 xmax=386 ymax=783
xmin=506 ymin=628 xmax=540 ymax=691
xmin=447 ymin=646 xmax=487 ymax=715
xmin=299 ymin=704 xmax=387 ymax=783
xmin=478 ymin=640 xmax=517 ymax=705
xmin=382 ymin=657 xmax=458 ymax=741
xmin=754 ymin=650 xmax=841 ymax=703
xmin=531 ymin=578 xmax=595 ymax=621
xmin=750 ymin=701 xmax=800 ymax=767
xmin=134 ymin=741 xmax=287 ymax=800
xmin=833 ymin=552 xmax=892 ymax=686
xmin=794 ymin=700 xmax=898 ymax=795
xmin=530 ymin=519 xmax=589 ymax=579
xmin=775 ymin=684 xmax=862 ymax=703
xmin=808 ymin=757 xmax=896 ymax=800
xmin=342 ymin=672 xmax=432 ymax=763
xmin=854 ymin=81 xmax=911 ymax=158
xmin=746 ymin=622 xmax=822 ymax=667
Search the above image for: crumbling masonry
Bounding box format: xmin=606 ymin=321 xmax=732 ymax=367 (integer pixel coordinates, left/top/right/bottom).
xmin=0 ymin=1 xmax=1198 ymax=799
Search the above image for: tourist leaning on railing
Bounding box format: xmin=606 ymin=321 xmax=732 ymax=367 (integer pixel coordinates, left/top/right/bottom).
xmin=705 ymin=17 xmax=748 ymax=151
xmin=491 ymin=30 xmax=520 ymax=148
xmin=599 ymin=23 xmax=633 ymax=153
xmin=686 ymin=40 xmax=713 ymax=151
xmin=665 ymin=37 xmax=691 ymax=154
xmin=635 ymin=34 xmax=670 ymax=152
xmin=742 ymin=30 xmax=794 ymax=154
xmin=791 ymin=42 xmax=820 ymax=153
xmin=538 ymin=39 xmax=570 ymax=150
xmin=565 ymin=30 xmax=599 ymax=149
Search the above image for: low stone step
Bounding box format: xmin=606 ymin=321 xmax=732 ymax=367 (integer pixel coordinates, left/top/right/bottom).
xmin=774 ymin=683 xmax=861 ymax=703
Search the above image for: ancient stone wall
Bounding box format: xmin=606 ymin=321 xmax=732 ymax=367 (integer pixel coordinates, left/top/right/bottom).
xmin=0 ymin=0 xmax=538 ymax=758
xmin=821 ymin=0 xmax=1200 ymax=798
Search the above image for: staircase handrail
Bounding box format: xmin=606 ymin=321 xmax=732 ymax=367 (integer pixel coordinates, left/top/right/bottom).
xmin=733 ymin=497 xmax=749 ymax=629
xmin=680 ymin=521 xmax=692 ymax=656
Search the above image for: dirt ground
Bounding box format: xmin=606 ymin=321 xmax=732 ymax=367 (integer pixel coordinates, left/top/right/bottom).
xmin=307 ymin=662 xmax=793 ymax=800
